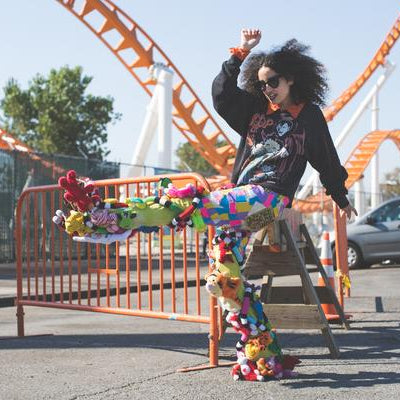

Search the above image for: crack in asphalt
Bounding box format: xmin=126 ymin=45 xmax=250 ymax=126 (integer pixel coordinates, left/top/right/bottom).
xmin=68 ymin=369 xmax=184 ymax=400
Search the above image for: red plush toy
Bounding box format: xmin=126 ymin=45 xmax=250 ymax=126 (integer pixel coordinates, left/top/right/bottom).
xmin=231 ymin=358 xmax=264 ymax=382
xmin=58 ymin=170 xmax=99 ymax=212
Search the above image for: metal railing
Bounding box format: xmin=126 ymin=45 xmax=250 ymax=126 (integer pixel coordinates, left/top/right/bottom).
xmin=15 ymin=172 xmax=218 ymax=367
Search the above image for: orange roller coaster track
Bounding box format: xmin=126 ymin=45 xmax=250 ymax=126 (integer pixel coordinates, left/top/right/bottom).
xmin=294 ymin=130 xmax=400 ymax=213
xmin=1 ymin=2 xmax=399 ymax=210
xmin=55 ymin=0 xmax=400 ymax=171
xmin=345 ymin=130 xmax=400 ymax=186
xmin=323 ymin=15 xmax=400 ymax=122
xmin=0 ymin=128 xmax=31 ymax=153
xmin=56 ymin=0 xmax=236 ymax=176
xmin=0 ymin=128 xmax=66 ymax=174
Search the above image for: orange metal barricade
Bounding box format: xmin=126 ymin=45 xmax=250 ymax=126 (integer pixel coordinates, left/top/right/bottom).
xmin=333 ymin=203 xmax=351 ymax=307
xmin=15 ymin=173 xmax=219 ymax=368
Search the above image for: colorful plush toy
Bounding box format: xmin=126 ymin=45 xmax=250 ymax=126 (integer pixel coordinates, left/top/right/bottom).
xmin=58 ymin=170 xmax=100 ymax=212
xmin=231 ymin=354 xmax=264 ymax=381
xmin=53 ymin=170 xmax=299 ymax=380
xmin=205 ymin=272 xmax=241 ymax=304
xmin=64 ymin=210 xmax=94 ymax=236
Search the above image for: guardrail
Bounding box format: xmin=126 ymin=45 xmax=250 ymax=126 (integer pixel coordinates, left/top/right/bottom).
xmin=15 ymin=172 xmax=219 ymax=367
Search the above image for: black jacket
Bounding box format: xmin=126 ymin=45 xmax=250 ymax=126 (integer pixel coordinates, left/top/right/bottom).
xmin=212 ymin=55 xmax=349 ymax=209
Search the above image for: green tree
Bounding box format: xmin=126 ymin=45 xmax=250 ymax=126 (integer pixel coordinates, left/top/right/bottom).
xmin=0 ymin=66 xmax=120 ymax=160
xmin=381 ymin=167 xmax=400 ymax=198
xmin=175 ymin=140 xmax=228 ymax=177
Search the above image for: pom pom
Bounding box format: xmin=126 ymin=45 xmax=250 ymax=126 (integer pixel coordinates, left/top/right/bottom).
xmin=166 ymin=183 xmax=197 ymax=198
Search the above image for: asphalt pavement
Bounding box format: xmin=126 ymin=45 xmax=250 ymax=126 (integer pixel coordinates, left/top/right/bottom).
xmin=1 ymin=264 xmax=399 ymax=400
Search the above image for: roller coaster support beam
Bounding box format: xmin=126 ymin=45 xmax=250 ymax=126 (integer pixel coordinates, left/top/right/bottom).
xmin=354 ymin=178 xmax=366 ymax=219
xmin=297 ymin=61 xmax=396 ymax=201
xmin=154 ymin=63 xmax=173 ymax=170
xmin=312 ymin=175 xmax=321 ymax=227
xmin=370 ymin=93 xmax=380 ymax=208
xmin=128 ymin=63 xmax=173 ymax=177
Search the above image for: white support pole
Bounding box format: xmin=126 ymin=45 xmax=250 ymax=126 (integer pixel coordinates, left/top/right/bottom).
xmin=155 ymin=66 xmax=173 ymax=170
xmin=354 ymin=179 xmax=365 ymax=219
xmin=370 ymin=93 xmax=380 ymax=208
xmin=297 ymin=61 xmax=395 ymax=200
xmin=125 ymin=62 xmax=174 ymax=178
xmin=127 ymin=85 xmax=160 ymax=178
xmin=312 ymin=174 xmax=320 ymax=228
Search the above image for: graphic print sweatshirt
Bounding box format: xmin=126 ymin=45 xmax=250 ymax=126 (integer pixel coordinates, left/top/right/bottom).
xmin=212 ymin=55 xmax=349 ymax=209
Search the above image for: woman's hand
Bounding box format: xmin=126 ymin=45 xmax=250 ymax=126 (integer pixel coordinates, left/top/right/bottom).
xmin=240 ymin=29 xmax=262 ymax=50
xmin=341 ymin=203 xmax=358 ymax=220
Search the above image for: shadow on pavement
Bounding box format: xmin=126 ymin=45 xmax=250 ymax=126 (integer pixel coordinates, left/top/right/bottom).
xmin=282 ymin=370 xmax=400 ymax=389
xmin=1 ymin=326 xmax=399 ymax=390
xmin=0 ymin=325 xmax=399 ymax=358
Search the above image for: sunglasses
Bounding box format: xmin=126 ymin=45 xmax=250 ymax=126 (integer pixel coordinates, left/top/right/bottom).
xmin=257 ymin=75 xmax=282 ymax=91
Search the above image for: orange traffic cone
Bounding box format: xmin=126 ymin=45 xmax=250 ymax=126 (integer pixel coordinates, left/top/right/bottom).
xmin=318 ymin=231 xmax=341 ymax=322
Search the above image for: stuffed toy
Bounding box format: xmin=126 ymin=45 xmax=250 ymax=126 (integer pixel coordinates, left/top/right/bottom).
xmin=54 ymin=170 xmax=300 ymax=381
xmin=205 ymin=271 xmax=241 ymax=304
xmin=63 ymin=210 xmax=94 ymax=236
xmin=58 ymin=170 xmax=100 ymax=212
xmin=231 ymin=354 xmax=264 ymax=382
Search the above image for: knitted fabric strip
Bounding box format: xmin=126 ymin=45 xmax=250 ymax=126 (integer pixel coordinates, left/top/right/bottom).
xmin=229 ymin=47 xmax=250 ymax=61
xmin=199 ymin=185 xmax=289 ymax=230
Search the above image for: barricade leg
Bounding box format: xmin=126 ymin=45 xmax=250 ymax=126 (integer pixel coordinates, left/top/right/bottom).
xmin=16 ymin=304 xmax=25 ymax=337
xmin=333 ymin=204 xmax=351 ymax=307
xmin=209 ymin=296 xmax=219 ymax=367
xmin=15 ymin=202 xmax=25 ymax=338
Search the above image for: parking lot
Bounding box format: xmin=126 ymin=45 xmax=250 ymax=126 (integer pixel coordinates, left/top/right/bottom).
xmin=1 ymin=264 xmax=399 ymax=400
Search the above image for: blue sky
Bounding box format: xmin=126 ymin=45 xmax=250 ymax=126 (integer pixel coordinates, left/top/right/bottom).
xmin=1 ymin=1 xmax=399 ymax=190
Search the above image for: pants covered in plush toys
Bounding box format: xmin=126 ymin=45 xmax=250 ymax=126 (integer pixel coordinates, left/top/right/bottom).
xmin=54 ymin=170 xmax=300 ymax=381
xmin=204 ymin=190 xmax=300 ymax=381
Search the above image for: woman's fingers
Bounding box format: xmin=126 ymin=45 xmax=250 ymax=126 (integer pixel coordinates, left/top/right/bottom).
xmin=241 ymin=28 xmax=261 ymax=38
xmin=240 ymin=28 xmax=262 ymax=50
xmin=341 ymin=204 xmax=358 ymax=220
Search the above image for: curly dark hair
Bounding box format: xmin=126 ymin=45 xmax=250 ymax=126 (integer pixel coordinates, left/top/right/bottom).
xmin=239 ymin=39 xmax=328 ymax=106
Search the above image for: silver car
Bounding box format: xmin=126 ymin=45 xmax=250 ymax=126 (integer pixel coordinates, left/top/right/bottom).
xmin=335 ymin=197 xmax=400 ymax=269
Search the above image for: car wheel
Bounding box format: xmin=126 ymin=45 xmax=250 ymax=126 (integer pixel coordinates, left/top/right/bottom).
xmin=347 ymin=242 xmax=363 ymax=269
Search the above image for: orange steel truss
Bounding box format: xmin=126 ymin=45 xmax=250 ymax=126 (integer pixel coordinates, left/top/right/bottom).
xmin=344 ymin=130 xmax=400 ymax=186
xmin=0 ymin=128 xmax=30 ymax=152
xmin=53 ymin=1 xmax=400 ymax=201
xmin=0 ymin=128 xmax=66 ymax=174
xmin=54 ymin=2 xmax=400 ymax=170
xmin=55 ymin=0 xmax=236 ymax=176
xmin=15 ymin=172 xmax=219 ymax=367
xmin=323 ymin=15 xmax=400 ymax=122
xmin=294 ymin=130 xmax=400 ymax=213
xmin=3 ymin=3 xmax=399 ymax=212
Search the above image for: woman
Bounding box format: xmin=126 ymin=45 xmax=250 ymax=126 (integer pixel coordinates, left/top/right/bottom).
xmin=212 ymin=29 xmax=357 ymax=219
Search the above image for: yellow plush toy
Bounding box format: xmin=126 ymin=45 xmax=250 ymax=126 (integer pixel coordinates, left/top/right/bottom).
xmin=65 ymin=211 xmax=94 ymax=236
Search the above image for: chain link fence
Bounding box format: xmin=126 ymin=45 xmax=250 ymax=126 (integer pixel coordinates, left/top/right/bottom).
xmin=0 ymin=149 xmax=181 ymax=263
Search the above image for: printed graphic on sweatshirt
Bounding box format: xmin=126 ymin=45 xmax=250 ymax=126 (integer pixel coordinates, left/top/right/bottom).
xmin=237 ymin=110 xmax=305 ymax=186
